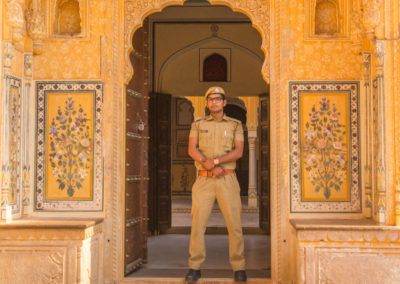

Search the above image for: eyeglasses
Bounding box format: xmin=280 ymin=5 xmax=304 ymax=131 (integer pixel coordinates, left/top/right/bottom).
xmin=207 ymin=97 xmax=224 ymax=103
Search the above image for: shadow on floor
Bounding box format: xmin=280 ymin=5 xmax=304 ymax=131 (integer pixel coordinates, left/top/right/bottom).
xmin=127 ymin=234 xmax=271 ymax=279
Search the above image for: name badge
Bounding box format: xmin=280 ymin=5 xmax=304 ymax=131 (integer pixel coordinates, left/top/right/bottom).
xmin=200 ymin=129 xmax=208 ymax=133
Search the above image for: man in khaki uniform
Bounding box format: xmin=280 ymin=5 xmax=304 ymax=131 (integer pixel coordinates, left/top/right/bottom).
xmin=185 ymin=86 xmax=247 ymax=283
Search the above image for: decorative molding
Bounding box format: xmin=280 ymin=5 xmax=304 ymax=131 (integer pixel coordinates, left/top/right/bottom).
xmin=0 ymin=221 xmax=103 ymax=241
xmin=22 ymin=54 xmax=33 ymax=214
xmin=270 ymin=0 xmax=282 ymax=279
xmin=6 ymin=0 xmax=25 ymax=49
xmin=362 ymin=52 xmax=372 ymax=217
xmin=289 ymin=81 xmax=361 ymax=213
xmin=395 ymin=39 xmax=400 ymax=225
xmin=362 ymin=0 xmax=383 ymax=39
xmin=35 ymin=81 xmax=104 ymax=211
xmin=25 ymin=0 xmax=46 ymax=55
xmin=23 ymin=53 xmax=33 ymax=80
xmin=350 ymin=6 xmax=364 ymax=50
xmin=0 ymin=247 xmax=65 ymax=283
xmin=3 ymin=41 xmax=15 ymax=74
xmin=316 ymin=248 xmax=400 ymax=283
xmin=374 ymin=40 xmax=386 ymax=223
xmin=1 ymin=75 xmax=22 ymax=219
xmin=112 ymin=0 xmax=123 ymax=280
xmin=297 ymin=229 xmax=400 ymax=243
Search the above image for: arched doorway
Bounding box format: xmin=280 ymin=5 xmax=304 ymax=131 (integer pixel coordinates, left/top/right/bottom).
xmin=119 ymin=1 xmax=282 ymax=280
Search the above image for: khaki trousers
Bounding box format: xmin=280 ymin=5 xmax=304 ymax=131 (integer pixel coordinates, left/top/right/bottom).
xmin=188 ymin=174 xmax=245 ymax=271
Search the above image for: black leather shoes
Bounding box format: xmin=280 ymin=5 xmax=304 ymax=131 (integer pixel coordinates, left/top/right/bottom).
xmin=234 ymin=270 xmax=247 ymax=282
xmin=185 ymin=269 xmax=201 ymax=283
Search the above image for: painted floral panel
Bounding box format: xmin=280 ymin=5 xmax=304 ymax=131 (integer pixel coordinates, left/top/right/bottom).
xmin=35 ymin=81 xmax=103 ymax=211
xmin=45 ymin=92 xmax=94 ymax=200
xmin=9 ymin=86 xmax=20 ymax=204
xmin=301 ymin=93 xmax=349 ymax=201
xmin=289 ymin=81 xmax=360 ymax=213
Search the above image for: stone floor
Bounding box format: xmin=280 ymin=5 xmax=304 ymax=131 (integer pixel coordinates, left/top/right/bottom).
xmin=127 ymin=234 xmax=271 ymax=279
xmin=127 ymin=197 xmax=270 ymax=280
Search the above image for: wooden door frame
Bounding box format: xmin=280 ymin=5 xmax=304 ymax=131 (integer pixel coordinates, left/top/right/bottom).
xmin=113 ymin=0 xmax=292 ymax=281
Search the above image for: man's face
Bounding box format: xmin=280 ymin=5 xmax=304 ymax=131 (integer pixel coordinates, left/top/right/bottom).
xmin=206 ymin=93 xmax=226 ymax=114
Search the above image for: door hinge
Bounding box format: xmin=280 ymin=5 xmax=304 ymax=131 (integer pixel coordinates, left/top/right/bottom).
xmin=127 ymin=89 xmax=143 ymax=99
xmin=126 ymin=175 xmax=141 ymax=183
xmin=126 ymin=217 xmax=142 ymax=227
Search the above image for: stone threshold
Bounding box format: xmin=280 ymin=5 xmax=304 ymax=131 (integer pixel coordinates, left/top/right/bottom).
xmin=118 ymin=278 xmax=273 ymax=283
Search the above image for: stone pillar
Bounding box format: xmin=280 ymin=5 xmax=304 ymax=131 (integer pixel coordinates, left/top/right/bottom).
xmin=394 ymin=38 xmax=400 ymax=226
xmin=363 ymin=52 xmax=373 ymax=218
xmin=22 ymin=53 xmax=32 ymax=215
xmin=248 ymin=130 xmax=257 ymax=208
xmin=0 ymin=42 xmax=14 ymax=220
xmin=375 ymin=40 xmax=386 ymax=224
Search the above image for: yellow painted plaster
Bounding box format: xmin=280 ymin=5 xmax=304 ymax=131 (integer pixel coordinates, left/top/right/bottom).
xmin=292 ymin=0 xmax=362 ymax=80
xmin=34 ymin=0 xmax=105 ymax=79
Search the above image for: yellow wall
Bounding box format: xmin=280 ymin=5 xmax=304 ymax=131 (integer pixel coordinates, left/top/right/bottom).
xmin=291 ymin=0 xmax=363 ymax=80
xmin=34 ymin=0 xmax=106 ymax=79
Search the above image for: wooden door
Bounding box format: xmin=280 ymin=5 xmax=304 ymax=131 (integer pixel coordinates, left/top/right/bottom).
xmin=258 ymin=95 xmax=270 ymax=233
xmin=171 ymin=97 xmax=195 ymax=195
xmin=148 ymin=93 xmax=172 ymax=234
xmin=124 ymin=19 xmax=149 ymax=275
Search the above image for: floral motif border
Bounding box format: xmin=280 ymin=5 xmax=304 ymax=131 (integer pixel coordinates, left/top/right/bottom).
xmin=289 ymin=81 xmax=361 ymax=213
xmin=35 ymin=81 xmax=103 ymax=211
xmin=2 ymin=75 xmax=22 ymax=215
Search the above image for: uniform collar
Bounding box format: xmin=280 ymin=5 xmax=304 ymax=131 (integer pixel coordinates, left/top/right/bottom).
xmin=206 ymin=114 xmax=228 ymax=121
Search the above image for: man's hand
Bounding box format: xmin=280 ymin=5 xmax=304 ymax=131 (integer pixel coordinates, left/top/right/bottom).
xmin=212 ymin=166 xmax=225 ymax=177
xmin=201 ymin=159 xmax=214 ymax=170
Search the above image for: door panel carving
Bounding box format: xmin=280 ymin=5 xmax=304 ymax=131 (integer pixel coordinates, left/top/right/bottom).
xmin=149 ymin=93 xmax=172 ymax=233
xmin=124 ymin=19 xmax=149 ymax=275
xmin=258 ymin=95 xmax=270 ymax=233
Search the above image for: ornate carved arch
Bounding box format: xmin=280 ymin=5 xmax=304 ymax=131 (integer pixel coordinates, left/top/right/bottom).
xmin=124 ymin=0 xmax=270 ymax=85
xmin=121 ymin=0 xmax=278 ymax=281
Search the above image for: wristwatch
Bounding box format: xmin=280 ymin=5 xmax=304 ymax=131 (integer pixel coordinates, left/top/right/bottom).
xmin=213 ymin=158 xmax=220 ymax=165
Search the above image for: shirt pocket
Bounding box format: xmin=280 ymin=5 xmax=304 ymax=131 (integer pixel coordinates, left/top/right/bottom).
xmin=222 ymin=125 xmax=235 ymax=151
xmin=198 ymin=128 xmax=212 ymax=150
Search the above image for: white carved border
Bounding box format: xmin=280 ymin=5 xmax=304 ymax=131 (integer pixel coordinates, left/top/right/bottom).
xmin=1 ymin=75 xmax=22 ymax=217
xmin=289 ymin=81 xmax=361 ymax=213
xmin=35 ymin=81 xmax=103 ymax=211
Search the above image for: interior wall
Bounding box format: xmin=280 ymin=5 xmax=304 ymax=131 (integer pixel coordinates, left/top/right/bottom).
xmin=149 ymin=6 xmax=268 ymax=98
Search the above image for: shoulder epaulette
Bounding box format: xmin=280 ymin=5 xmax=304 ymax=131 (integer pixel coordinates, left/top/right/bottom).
xmin=225 ymin=116 xmax=241 ymax=124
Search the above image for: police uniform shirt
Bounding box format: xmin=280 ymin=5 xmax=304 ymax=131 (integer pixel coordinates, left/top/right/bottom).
xmin=189 ymin=114 xmax=244 ymax=170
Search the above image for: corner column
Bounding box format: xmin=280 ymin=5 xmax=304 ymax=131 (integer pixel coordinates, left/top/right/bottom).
xmin=0 ymin=42 xmax=14 ymax=220
xmin=247 ymin=130 xmax=257 ymax=208
xmin=22 ymin=53 xmax=33 ymax=215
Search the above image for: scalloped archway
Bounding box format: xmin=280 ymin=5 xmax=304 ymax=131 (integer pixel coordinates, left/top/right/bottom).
xmin=119 ymin=0 xmax=286 ymax=282
xmin=124 ymin=0 xmax=270 ymax=85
